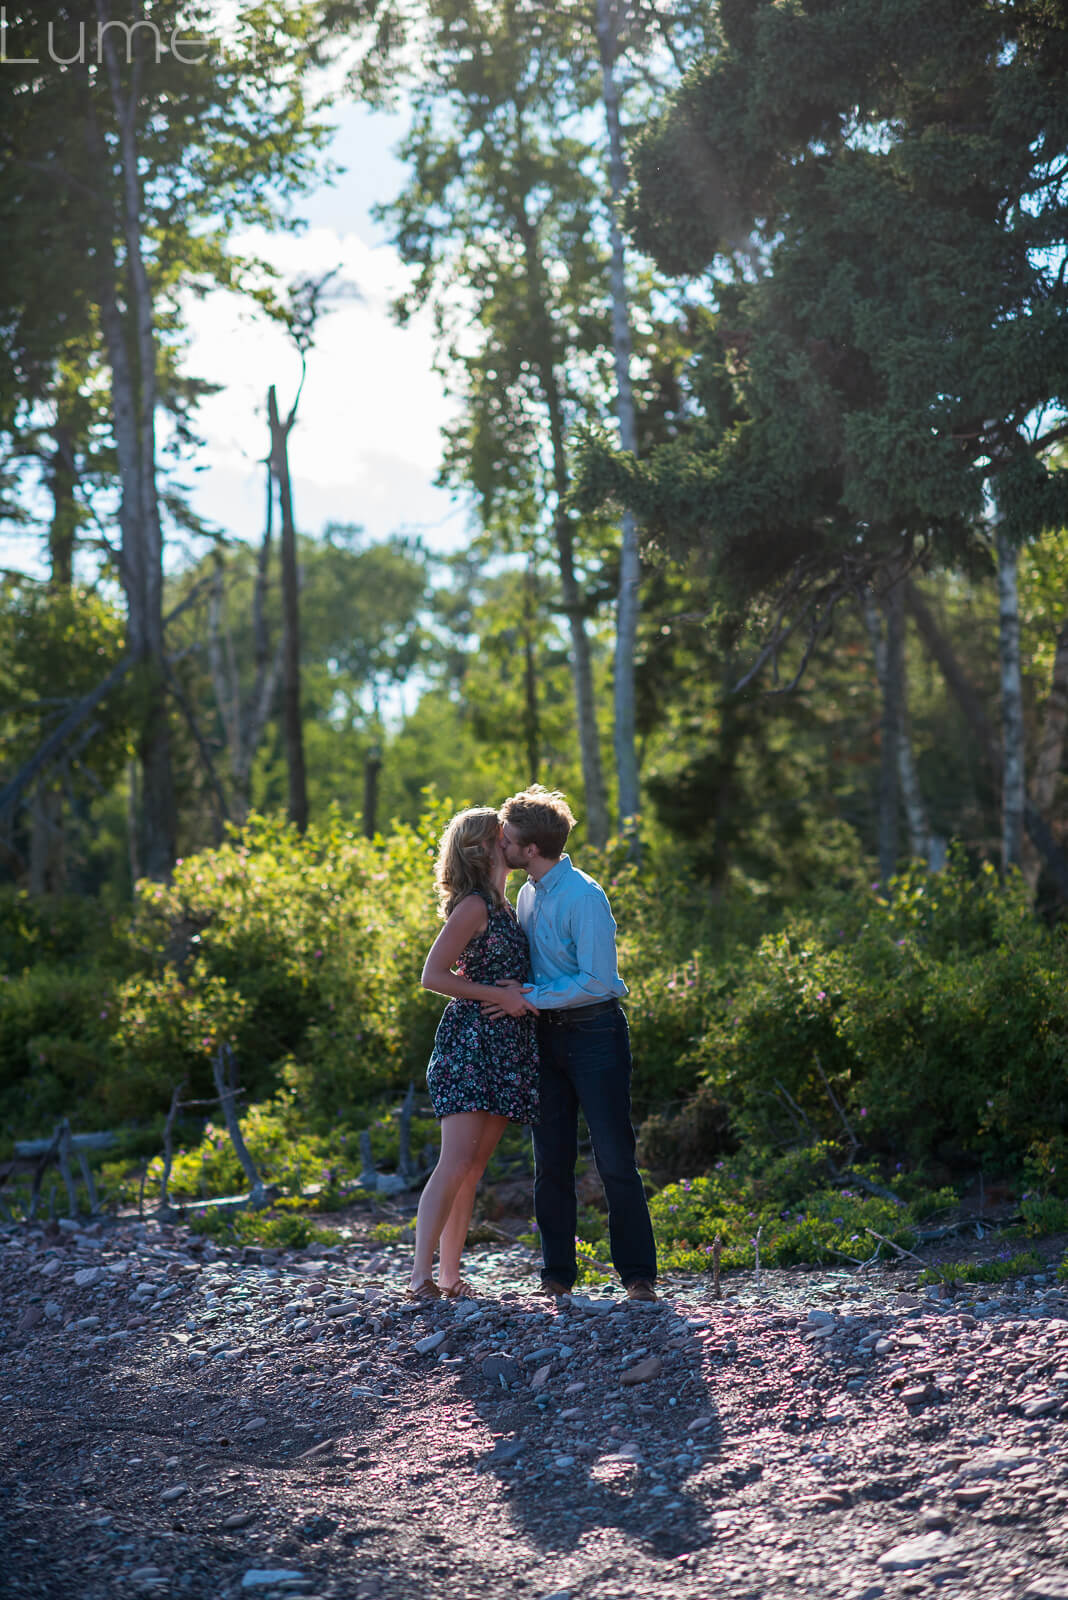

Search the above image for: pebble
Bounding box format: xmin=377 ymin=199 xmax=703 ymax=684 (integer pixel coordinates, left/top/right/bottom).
xmin=529 ymin=1364 xmax=552 ymax=1392
xmin=160 ymin=1484 xmax=188 ymax=1502
xmin=73 ymin=1267 xmax=101 ymax=1288
xmin=621 ymin=1356 xmax=662 ymax=1386
xmin=241 ymin=1571 xmax=305 ymax=1590
xmin=481 ymin=1354 xmax=520 ymax=1384
xmin=414 ymin=1331 xmax=447 ymax=1355
xmin=242 ymin=1416 xmax=269 ymax=1432
xmin=324 ymin=1299 xmax=364 ymax=1319
xmin=877 ymin=1533 xmax=959 ymax=1571
xmin=953 ymin=1483 xmax=993 ymax=1506
xmin=1024 ymin=1576 xmax=1068 ymax=1600
xmin=223 ymin=1511 xmax=257 ymax=1529
xmin=16 ymin=1305 xmax=42 ymax=1332
xmin=40 ymin=1258 xmax=61 ymax=1277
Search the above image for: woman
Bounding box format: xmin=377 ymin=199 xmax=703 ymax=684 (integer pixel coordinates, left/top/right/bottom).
xmin=409 ymin=806 xmax=539 ymax=1299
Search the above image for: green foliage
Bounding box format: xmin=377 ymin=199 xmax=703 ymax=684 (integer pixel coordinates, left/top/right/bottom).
xmin=118 ymin=804 xmax=450 ymax=1121
xmin=648 ymin=1149 xmax=956 ymax=1273
xmin=0 ymin=888 xmax=123 ymax=973
xmin=680 ymin=855 xmax=1068 ymax=1177
xmin=368 ymin=1220 xmax=416 ymax=1245
xmin=579 ymin=0 xmax=1068 ymax=652
xmin=0 ymin=965 xmax=113 ymax=1131
xmin=187 ymin=1207 xmax=340 ymax=1250
xmin=917 ymin=1252 xmax=1044 ymax=1289
xmin=1020 ymin=1196 xmax=1068 ymax=1238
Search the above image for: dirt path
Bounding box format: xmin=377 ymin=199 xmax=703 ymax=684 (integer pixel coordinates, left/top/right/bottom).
xmin=2 ymin=1213 xmax=1068 ymax=1600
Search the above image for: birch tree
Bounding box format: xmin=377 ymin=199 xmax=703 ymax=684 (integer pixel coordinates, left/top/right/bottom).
xmin=0 ymin=2 xmax=333 ymax=876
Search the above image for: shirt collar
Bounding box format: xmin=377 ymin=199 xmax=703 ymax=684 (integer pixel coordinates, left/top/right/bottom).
xmin=531 ymin=853 xmax=572 ymax=894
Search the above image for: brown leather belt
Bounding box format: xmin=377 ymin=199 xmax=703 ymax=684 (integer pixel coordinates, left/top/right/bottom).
xmin=540 ymin=999 xmax=620 ymax=1026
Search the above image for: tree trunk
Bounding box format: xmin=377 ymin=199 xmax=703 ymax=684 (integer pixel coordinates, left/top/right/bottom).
xmin=861 ymin=584 xmax=943 ymax=869
xmin=596 ymin=0 xmax=641 ymax=841
xmin=522 ymin=557 xmax=541 ymax=783
xmin=31 ymin=403 xmax=80 ymax=892
xmin=512 ymin=204 xmax=609 ymax=845
xmin=268 ymin=384 xmax=308 ymax=834
xmin=1023 ymin=614 xmax=1068 ymax=893
xmin=49 ymin=414 xmax=76 ymax=591
xmin=905 ymin=579 xmax=1068 ymax=899
xmin=363 ymin=743 xmax=382 ymax=839
xmin=91 ymin=18 xmax=176 ymax=879
xmin=997 ymin=527 xmax=1025 ymax=871
xmin=874 ymin=576 xmax=902 ymax=882
xmin=29 ymin=784 xmax=65 ymax=896
xmin=709 ymin=655 xmax=741 ymax=897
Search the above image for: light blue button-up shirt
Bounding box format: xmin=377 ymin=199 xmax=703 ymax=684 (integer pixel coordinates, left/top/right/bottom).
xmin=515 ymin=854 xmax=628 ymax=1011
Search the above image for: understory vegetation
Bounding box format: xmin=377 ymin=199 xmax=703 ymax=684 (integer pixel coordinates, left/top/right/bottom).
xmin=3 ymin=810 xmax=1068 ymax=1272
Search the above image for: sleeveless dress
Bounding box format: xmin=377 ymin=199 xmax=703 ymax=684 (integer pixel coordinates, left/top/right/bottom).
xmin=425 ymin=893 xmax=540 ymax=1122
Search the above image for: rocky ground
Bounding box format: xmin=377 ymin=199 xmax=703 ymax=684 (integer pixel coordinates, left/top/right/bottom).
xmin=2 ymin=1205 xmax=1068 ymax=1600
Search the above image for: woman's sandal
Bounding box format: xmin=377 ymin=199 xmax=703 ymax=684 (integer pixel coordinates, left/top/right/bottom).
xmin=439 ymin=1278 xmax=477 ymax=1300
xmin=406 ymin=1278 xmax=441 ymax=1301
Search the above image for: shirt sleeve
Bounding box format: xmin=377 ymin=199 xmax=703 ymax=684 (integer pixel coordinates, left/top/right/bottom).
xmin=525 ymin=888 xmax=627 ymax=1009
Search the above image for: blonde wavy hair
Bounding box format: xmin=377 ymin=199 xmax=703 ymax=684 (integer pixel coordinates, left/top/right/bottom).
xmin=435 ymin=806 xmax=504 ymax=920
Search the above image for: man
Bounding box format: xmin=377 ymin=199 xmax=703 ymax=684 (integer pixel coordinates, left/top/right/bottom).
xmin=489 ymin=785 xmax=658 ymax=1302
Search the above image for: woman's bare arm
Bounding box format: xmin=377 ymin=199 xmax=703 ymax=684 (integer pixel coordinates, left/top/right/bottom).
xmin=421 ymin=895 xmax=537 ymax=1016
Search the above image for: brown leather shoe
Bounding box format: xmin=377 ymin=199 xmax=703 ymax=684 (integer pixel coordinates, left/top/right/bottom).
xmin=541 ymin=1278 xmax=572 ymax=1298
xmin=625 ymin=1279 xmax=658 ymax=1302
xmin=406 ymin=1278 xmax=440 ymax=1301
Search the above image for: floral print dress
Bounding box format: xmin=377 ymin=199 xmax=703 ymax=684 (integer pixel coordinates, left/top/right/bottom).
xmin=426 ymin=892 xmax=539 ymax=1123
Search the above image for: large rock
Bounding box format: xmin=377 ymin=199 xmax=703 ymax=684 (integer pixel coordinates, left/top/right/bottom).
xmin=878 ymin=1534 xmax=959 ymax=1572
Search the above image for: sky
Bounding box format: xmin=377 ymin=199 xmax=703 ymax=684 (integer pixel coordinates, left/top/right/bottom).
xmin=2 ymin=98 xmax=467 ymax=581
xmin=178 ymin=101 xmax=468 ymax=563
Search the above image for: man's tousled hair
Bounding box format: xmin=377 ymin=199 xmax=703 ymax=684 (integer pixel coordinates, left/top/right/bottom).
xmin=499 ymin=785 xmax=575 ymax=859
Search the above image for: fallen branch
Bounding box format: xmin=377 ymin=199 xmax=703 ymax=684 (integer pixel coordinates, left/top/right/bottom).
xmin=211 ymin=1045 xmax=265 ymax=1209
xmin=157 ymin=1081 xmax=186 ymax=1214
xmin=396 ymin=1080 xmax=417 ymax=1186
xmin=864 ymin=1226 xmax=924 ymax=1265
xmin=54 ymin=1120 xmax=79 ymax=1217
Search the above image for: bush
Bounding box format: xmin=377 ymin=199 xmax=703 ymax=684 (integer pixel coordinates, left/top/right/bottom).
xmin=124 ymin=805 xmax=448 ymax=1121
xmin=677 ymin=855 xmax=1068 ymax=1180
xmin=916 ymin=1250 xmax=1044 ymax=1288
xmin=0 ymin=966 xmax=114 ymax=1131
xmin=187 ymin=1208 xmax=340 ymax=1249
xmin=648 ymin=1148 xmax=957 ymax=1272
xmin=0 ymin=887 xmax=122 ymax=972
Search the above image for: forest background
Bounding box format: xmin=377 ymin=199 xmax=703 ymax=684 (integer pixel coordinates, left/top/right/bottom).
xmin=2 ymin=0 xmax=1068 ymax=1276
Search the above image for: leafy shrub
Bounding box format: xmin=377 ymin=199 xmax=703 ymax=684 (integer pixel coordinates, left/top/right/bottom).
xmin=0 ymin=966 xmax=114 ymax=1131
xmin=1020 ymin=1195 xmax=1068 ymax=1236
xmin=676 ymin=855 xmax=1068 ymax=1179
xmin=187 ymin=1208 xmax=340 ymax=1249
xmin=916 ymin=1250 xmax=1044 ymax=1288
xmin=648 ymin=1148 xmax=957 ymax=1272
xmin=124 ymin=805 xmax=449 ymax=1121
xmin=0 ymin=887 xmax=123 ymax=972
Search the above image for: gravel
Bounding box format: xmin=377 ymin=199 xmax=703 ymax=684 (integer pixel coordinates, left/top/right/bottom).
xmin=1 ymin=1212 xmax=1066 ymax=1598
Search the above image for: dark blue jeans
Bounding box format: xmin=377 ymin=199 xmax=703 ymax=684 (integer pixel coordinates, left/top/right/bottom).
xmin=532 ymin=1005 xmax=657 ymax=1289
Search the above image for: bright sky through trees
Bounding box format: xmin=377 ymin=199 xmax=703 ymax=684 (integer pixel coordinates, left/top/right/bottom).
xmin=0 ymin=99 xmax=463 ymax=581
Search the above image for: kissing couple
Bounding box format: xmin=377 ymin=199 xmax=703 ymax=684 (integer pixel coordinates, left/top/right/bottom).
xmin=406 ymin=785 xmax=657 ymax=1304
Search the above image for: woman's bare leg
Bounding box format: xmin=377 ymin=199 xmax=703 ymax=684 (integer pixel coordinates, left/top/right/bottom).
xmin=410 ymin=1112 xmax=496 ymax=1289
xmin=437 ymin=1114 xmax=508 ymax=1289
